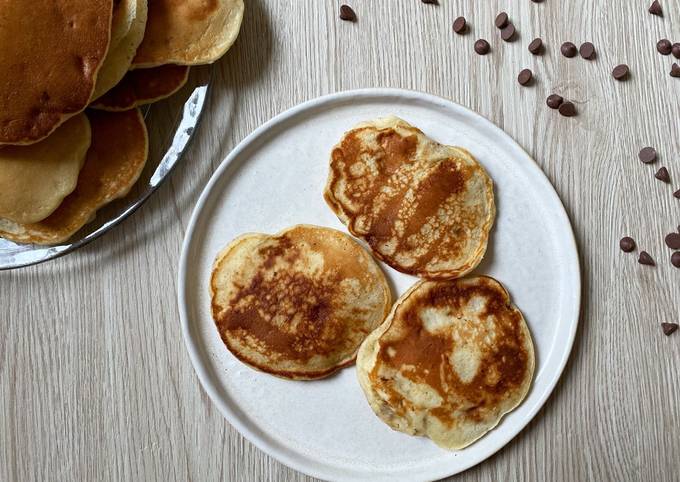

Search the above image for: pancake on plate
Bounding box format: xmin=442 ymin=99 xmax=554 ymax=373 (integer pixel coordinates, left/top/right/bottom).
xmin=91 ymin=65 xmax=190 ymax=111
xmin=0 ymin=0 xmax=113 ymax=145
xmin=0 ymin=115 xmax=91 ymax=224
xmin=210 ymin=225 xmax=392 ymax=380
xmin=0 ymin=109 xmax=148 ymax=245
xmin=92 ymin=0 xmax=149 ymax=99
xmin=356 ymin=276 xmax=535 ymax=450
xmin=132 ymin=0 xmax=245 ymax=68
xmin=324 ymin=116 xmax=496 ymax=280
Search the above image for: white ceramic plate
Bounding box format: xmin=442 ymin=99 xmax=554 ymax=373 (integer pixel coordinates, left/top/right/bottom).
xmin=178 ymin=89 xmax=580 ymax=481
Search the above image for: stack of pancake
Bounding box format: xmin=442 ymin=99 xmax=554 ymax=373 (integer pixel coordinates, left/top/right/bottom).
xmin=210 ymin=117 xmax=535 ymax=450
xmin=0 ymin=0 xmax=244 ymax=245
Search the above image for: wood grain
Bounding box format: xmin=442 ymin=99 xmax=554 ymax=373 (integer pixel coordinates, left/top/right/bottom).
xmin=2 ymin=0 xmax=680 ymax=480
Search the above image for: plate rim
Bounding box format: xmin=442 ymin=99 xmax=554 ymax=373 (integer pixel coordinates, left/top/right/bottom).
xmin=177 ymin=87 xmax=581 ymax=481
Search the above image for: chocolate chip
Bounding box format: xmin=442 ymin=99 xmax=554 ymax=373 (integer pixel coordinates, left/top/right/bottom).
xmin=673 ymin=44 xmax=680 ymax=58
xmin=672 ymin=252 xmax=680 ymax=268
xmin=529 ymin=38 xmax=543 ymax=55
xmin=662 ymin=323 xmax=678 ymax=336
xmin=339 ymin=5 xmax=356 ymax=21
xmin=657 ymin=39 xmax=672 ymax=55
xmin=546 ymin=94 xmax=563 ymax=109
xmin=452 ymin=16 xmax=467 ymax=34
xmin=495 ymin=12 xmax=509 ymax=28
xmin=612 ymin=64 xmax=629 ymax=80
xmin=639 ymin=147 xmax=657 ymax=164
xmin=655 ymin=167 xmax=670 ymax=182
xmin=665 ymin=232 xmax=680 ymax=249
xmin=501 ymin=23 xmax=516 ymax=42
xmin=638 ymin=251 xmax=655 ymax=266
xmin=579 ymin=42 xmax=596 ymax=59
xmin=474 ymin=39 xmax=490 ymax=55
xmin=561 ymin=42 xmax=577 ymax=58
xmin=649 ymin=0 xmax=663 ymax=16
xmin=671 ymin=63 xmax=680 ymax=77
xmin=674 ymin=189 xmax=680 ymax=198
xmin=620 ymin=237 xmax=636 ymax=252
xmin=421 ymin=0 xmax=438 ymax=4
xmin=518 ymin=69 xmax=533 ymax=86
xmin=558 ymin=101 xmax=577 ymax=117
xmin=531 ymin=0 xmax=544 ymax=2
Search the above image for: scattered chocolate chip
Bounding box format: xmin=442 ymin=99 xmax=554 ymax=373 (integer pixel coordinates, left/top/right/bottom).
xmin=649 ymin=0 xmax=663 ymax=16
xmin=612 ymin=64 xmax=629 ymax=80
xmin=528 ymin=38 xmax=543 ymax=55
xmin=673 ymin=44 xmax=680 ymax=58
xmin=339 ymin=5 xmax=356 ymax=21
xmin=671 ymin=63 xmax=680 ymax=77
xmin=452 ymin=16 xmax=467 ymax=34
xmin=639 ymin=147 xmax=657 ymax=164
xmin=620 ymin=237 xmax=636 ymax=252
xmin=495 ymin=12 xmax=509 ymax=28
xmin=558 ymin=101 xmax=577 ymax=117
xmin=531 ymin=0 xmax=544 ymax=2
xmin=561 ymin=42 xmax=578 ymax=58
xmin=546 ymin=94 xmax=563 ymax=109
xmin=421 ymin=0 xmax=438 ymax=4
xmin=665 ymin=232 xmax=680 ymax=249
xmin=579 ymin=42 xmax=596 ymax=59
xmin=638 ymin=251 xmax=655 ymax=265
xmin=518 ymin=69 xmax=533 ymax=86
xmin=655 ymin=167 xmax=670 ymax=182
xmin=674 ymin=189 xmax=680 ymax=198
xmin=501 ymin=23 xmax=516 ymax=41
xmin=657 ymin=39 xmax=672 ymax=55
xmin=672 ymin=252 xmax=680 ymax=268
xmin=662 ymin=323 xmax=678 ymax=336
xmin=474 ymin=39 xmax=490 ymax=55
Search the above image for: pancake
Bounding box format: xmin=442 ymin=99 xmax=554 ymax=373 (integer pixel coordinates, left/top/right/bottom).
xmin=0 ymin=1 xmax=113 ymax=145
xmin=110 ymin=0 xmax=137 ymax=51
xmin=356 ymin=276 xmax=535 ymax=450
xmin=132 ymin=0 xmax=245 ymax=68
xmin=324 ymin=116 xmax=496 ymax=280
xmin=92 ymin=0 xmax=149 ymax=99
xmin=0 ymin=109 xmax=148 ymax=245
xmin=0 ymin=115 xmax=91 ymax=224
xmin=91 ymin=65 xmax=190 ymax=111
xmin=210 ymin=225 xmax=392 ymax=380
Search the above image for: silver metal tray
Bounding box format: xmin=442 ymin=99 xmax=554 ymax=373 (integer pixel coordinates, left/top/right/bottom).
xmin=0 ymin=66 xmax=212 ymax=270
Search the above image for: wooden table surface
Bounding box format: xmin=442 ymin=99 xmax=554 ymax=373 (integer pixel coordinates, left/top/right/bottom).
xmin=2 ymin=1 xmax=680 ymax=481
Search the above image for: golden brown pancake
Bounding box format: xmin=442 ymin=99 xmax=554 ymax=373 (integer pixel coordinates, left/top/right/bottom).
xmin=91 ymin=65 xmax=190 ymax=111
xmin=210 ymin=225 xmax=392 ymax=380
xmin=110 ymin=0 xmax=137 ymax=51
xmin=132 ymin=0 xmax=245 ymax=68
xmin=324 ymin=117 xmax=495 ymax=280
xmin=0 ymin=114 xmax=91 ymax=224
xmin=92 ymin=0 xmax=148 ymax=100
xmin=0 ymin=109 xmax=148 ymax=245
xmin=0 ymin=1 xmax=113 ymax=145
xmin=356 ymin=276 xmax=535 ymax=450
